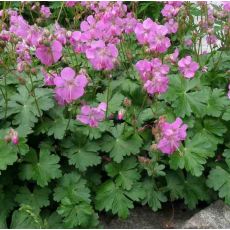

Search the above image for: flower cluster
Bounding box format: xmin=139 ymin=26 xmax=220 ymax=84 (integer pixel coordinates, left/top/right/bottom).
xmin=8 ymin=10 xmax=65 ymax=70
xmin=161 ymin=2 xmax=182 ymax=34
xmin=155 ymin=117 xmax=187 ymax=155
xmin=178 ymin=56 xmax=199 ymax=78
xmin=135 ymin=18 xmax=171 ymax=53
xmin=69 ymin=2 xmax=137 ymax=70
xmin=40 ymin=5 xmax=51 ymax=18
xmin=85 ymin=40 xmax=118 ymax=70
xmin=135 ymin=58 xmax=170 ymax=95
xmin=77 ymin=102 xmax=107 ymax=127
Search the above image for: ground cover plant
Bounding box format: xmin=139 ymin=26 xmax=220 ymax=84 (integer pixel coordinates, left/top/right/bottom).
xmin=0 ymin=1 xmax=230 ymax=228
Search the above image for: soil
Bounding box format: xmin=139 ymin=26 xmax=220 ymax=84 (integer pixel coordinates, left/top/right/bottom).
xmin=99 ymin=201 xmax=204 ymax=229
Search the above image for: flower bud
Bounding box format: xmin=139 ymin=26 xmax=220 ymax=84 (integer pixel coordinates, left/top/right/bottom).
xmin=31 ymin=68 xmax=37 ymax=74
xmin=36 ymin=17 xmax=43 ymax=24
xmin=17 ymin=76 xmax=26 ymax=85
xmin=66 ymin=31 xmax=72 ymax=38
xmin=117 ymin=109 xmax=125 ymax=120
xmin=150 ymin=144 xmax=158 ymax=151
xmin=11 ymin=134 xmax=19 ymax=145
xmin=4 ymin=135 xmax=11 ymax=143
xmin=202 ymin=66 xmax=208 ymax=73
xmin=138 ymin=156 xmax=151 ymax=164
xmin=123 ymin=97 xmax=132 ymax=107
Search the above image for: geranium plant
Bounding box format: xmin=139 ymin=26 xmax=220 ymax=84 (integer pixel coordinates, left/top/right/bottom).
xmin=0 ymin=1 xmax=230 ymax=228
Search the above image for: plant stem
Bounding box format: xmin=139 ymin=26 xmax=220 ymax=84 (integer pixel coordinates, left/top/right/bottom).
xmin=3 ymin=72 xmax=8 ymax=120
xmin=28 ymin=72 xmax=42 ymax=119
xmin=57 ymin=1 xmax=64 ymax=23
xmin=64 ymin=111 xmax=72 ymax=137
xmin=105 ymin=78 xmax=111 ymax=119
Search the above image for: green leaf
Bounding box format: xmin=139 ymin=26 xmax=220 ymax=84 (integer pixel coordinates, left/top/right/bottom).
xmin=167 ymin=171 xmax=210 ymax=209
xmin=80 ymin=120 xmax=114 ymax=140
xmin=8 ymin=86 xmax=54 ymax=136
xmin=222 ymin=108 xmax=230 ymax=121
xmin=44 ymin=212 xmax=64 ymax=229
xmin=206 ymin=88 xmax=229 ymax=117
xmin=169 ymin=132 xmax=216 ymax=176
xmin=194 ymin=118 xmax=227 ymax=144
xmin=54 ymin=172 xmax=90 ymax=204
xmin=15 ymin=186 xmax=50 ymax=212
xmin=62 ymin=136 xmax=101 ymax=172
xmin=182 ymin=175 xmax=210 ymax=209
xmin=223 ymin=149 xmax=230 ymax=168
xmin=97 ymin=92 xmax=124 ymax=114
xmin=138 ymin=108 xmax=155 ymax=125
xmin=162 ymin=75 xmax=209 ymax=117
xmin=0 ymin=140 xmax=18 ymax=171
xmin=10 ymin=205 xmax=43 ymax=229
xmin=166 ymin=171 xmax=185 ymax=200
xmin=57 ymin=198 xmax=99 ymax=228
xmin=140 ymin=161 xmax=166 ymax=177
xmin=41 ymin=107 xmax=73 ymax=139
xmin=105 ymin=157 xmax=140 ymax=190
xmin=19 ymin=147 xmax=61 ymax=187
xmin=101 ymin=124 xmax=142 ymax=163
xmin=124 ymin=182 xmax=145 ymax=202
xmin=95 ymin=180 xmax=134 ymax=219
xmin=120 ymin=79 xmax=139 ymax=94
xmin=54 ymin=172 xmax=98 ymax=228
xmin=207 ymin=166 xmax=230 ymax=205
xmin=142 ymin=178 xmax=167 ymax=211
xmin=0 ymin=186 xmax=16 ymax=228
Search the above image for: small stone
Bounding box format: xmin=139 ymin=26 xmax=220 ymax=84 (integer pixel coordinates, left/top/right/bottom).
xmin=183 ymin=200 xmax=230 ymax=229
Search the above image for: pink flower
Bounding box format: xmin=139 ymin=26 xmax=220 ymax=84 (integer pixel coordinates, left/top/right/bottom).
xmin=144 ymin=76 xmax=169 ymax=95
xmin=9 ymin=15 xmax=30 ymax=40
xmin=135 ymin=60 xmax=152 ymax=82
xmin=77 ymin=102 xmax=107 ymax=127
xmin=148 ymin=24 xmax=171 ymax=53
xmin=40 ymin=5 xmax=51 ymax=18
xmin=54 ymin=23 xmax=67 ymax=45
xmin=157 ymin=118 xmax=187 ymax=155
xmin=223 ymin=2 xmax=230 ymax=12
xmin=134 ymin=18 xmax=156 ymax=45
xmin=178 ymin=56 xmax=199 ymax=78
xmin=35 ymin=40 xmax=62 ymax=66
xmin=206 ymin=34 xmax=217 ymax=45
xmin=169 ymin=48 xmax=179 ymax=63
xmin=184 ymin=39 xmax=193 ymax=47
xmin=135 ymin=58 xmax=170 ymax=95
xmin=85 ymin=40 xmax=118 ymax=70
xmin=66 ymin=1 xmax=77 ymax=7
xmin=69 ymin=31 xmax=84 ymax=53
xmin=123 ymin=13 xmax=137 ymax=34
xmin=41 ymin=68 xmax=57 ymax=86
xmin=168 ymin=2 xmax=183 ymax=8
xmin=54 ymin=67 xmax=88 ymax=105
xmin=164 ymin=19 xmax=178 ymax=34
xmin=161 ymin=4 xmax=179 ymax=18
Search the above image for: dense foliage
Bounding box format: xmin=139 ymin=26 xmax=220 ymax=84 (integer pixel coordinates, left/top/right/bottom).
xmin=0 ymin=1 xmax=230 ymax=228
